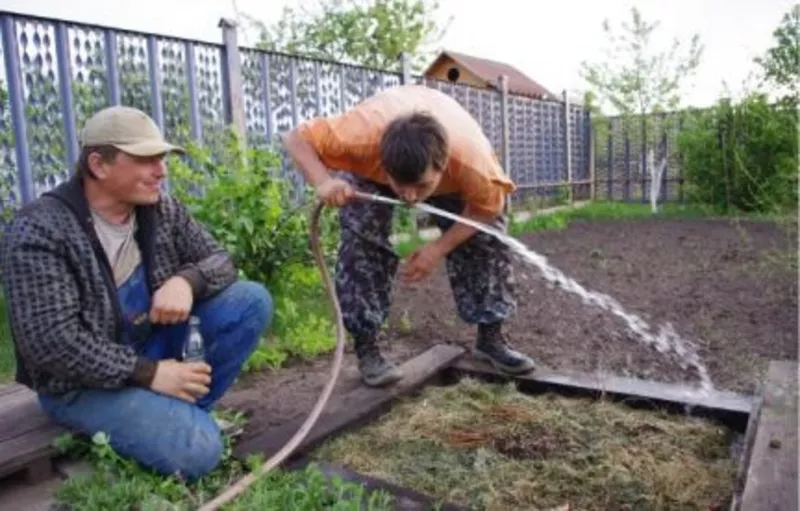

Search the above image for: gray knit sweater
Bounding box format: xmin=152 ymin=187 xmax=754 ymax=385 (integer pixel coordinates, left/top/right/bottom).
xmin=0 ymin=174 xmax=238 ymax=395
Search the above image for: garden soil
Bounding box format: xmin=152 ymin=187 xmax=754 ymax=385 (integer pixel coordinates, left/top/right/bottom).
xmin=220 ymin=217 xmax=798 ymax=444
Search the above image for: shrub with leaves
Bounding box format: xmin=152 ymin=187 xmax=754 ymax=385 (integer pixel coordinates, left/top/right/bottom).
xmin=168 ymin=131 xmax=339 ymax=283
xmin=677 ymin=93 xmax=797 ymax=214
xmin=167 ymin=131 xmax=341 ymax=370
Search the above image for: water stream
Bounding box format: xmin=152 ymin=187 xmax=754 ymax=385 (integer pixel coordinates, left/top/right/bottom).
xmin=358 ymin=192 xmax=715 ymax=394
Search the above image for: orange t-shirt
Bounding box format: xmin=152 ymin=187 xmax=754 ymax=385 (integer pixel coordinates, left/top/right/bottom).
xmin=295 ymin=84 xmax=516 ymax=217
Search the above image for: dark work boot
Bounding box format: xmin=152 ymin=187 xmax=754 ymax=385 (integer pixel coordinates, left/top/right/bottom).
xmin=474 ymin=322 xmax=536 ymax=374
xmin=354 ymin=336 xmax=404 ymax=387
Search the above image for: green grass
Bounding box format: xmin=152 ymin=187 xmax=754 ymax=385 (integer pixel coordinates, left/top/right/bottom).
xmin=51 ymin=414 xmax=395 ymax=511
xmin=0 ymin=294 xmax=14 ymax=383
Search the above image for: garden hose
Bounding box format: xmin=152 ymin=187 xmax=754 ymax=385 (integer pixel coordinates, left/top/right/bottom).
xmin=200 ymin=190 xmax=451 ymax=510
xmin=198 ymin=196 xmax=348 ymax=511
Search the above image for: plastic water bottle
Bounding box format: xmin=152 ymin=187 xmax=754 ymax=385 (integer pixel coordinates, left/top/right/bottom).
xmin=183 ymin=316 xmax=205 ymax=363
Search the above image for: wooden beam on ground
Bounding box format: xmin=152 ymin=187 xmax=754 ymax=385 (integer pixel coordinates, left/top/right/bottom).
xmin=0 ymin=384 xmax=65 ymax=482
xmin=233 ymin=343 xmax=465 ymax=460
xmin=448 ymin=358 xmax=754 ymax=431
xmin=738 ymin=360 xmax=798 ymax=511
xmin=0 ymin=470 xmax=62 ymax=511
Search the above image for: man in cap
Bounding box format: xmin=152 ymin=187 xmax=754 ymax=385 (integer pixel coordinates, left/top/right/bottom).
xmin=282 ymin=84 xmax=536 ymax=388
xmin=0 ymin=106 xmax=273 ymax=480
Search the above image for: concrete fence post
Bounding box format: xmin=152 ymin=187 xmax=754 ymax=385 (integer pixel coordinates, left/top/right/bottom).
xmin=498 ymin=74 xmax=512 ymax=214
xmin=562 ymin=89 xmax=573 ymax=204
xmin=399 ymin=52 xmax=412 ymax=84
xmin=218 ymin=18 xmax=247 ymax=147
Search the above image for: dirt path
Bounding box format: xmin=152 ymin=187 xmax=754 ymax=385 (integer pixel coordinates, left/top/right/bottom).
xmin=220 ymin=217 xmax=797 ymax=443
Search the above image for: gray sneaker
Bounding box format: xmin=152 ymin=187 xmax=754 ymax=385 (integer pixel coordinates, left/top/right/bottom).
xmin=356 ymin=343 xmax=404 ymax=387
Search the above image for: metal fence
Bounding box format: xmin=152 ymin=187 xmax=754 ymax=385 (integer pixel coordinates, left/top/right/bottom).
xmin=0 ymin=10 xmax=601 ymax=213
xmin=593 ymin=113 xmax=689 ymax=203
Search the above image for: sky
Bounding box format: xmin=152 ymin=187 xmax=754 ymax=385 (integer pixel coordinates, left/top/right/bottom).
xmin=0 ymin=0 xmax=793 ymax=109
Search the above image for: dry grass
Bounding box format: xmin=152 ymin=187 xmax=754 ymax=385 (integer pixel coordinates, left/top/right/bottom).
xmin=312 ymin=378 xmax=739 ymax=510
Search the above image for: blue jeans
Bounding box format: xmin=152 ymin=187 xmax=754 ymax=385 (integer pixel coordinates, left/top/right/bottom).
xmin=38 ymin=280 xmax=273 ymax=480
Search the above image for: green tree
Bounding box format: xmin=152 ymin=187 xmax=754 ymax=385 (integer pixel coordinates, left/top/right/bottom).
xmin=754 ymin=4 xmax=799 ymax=105
xmin=579 ymin=6 xmax=704 ymax=117
xmin=579 ymin=7 xmax=705 ymax=209
xmin=676 ymin=6 xmax=799 ymax=216
xmin=239 ymin=0 xmax=451 ymax=72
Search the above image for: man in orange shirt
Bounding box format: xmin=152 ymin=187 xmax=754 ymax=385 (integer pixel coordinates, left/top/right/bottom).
xmin=282 ymin=84 xmax=535 ymax=387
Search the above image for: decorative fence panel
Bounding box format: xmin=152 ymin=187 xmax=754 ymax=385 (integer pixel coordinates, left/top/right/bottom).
xmin=0 ymin=10 xmax=626 ymax=217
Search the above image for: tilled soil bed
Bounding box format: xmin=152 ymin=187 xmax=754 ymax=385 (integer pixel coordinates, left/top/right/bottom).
xmin=221 ymin=217 xmax=797 ymax=443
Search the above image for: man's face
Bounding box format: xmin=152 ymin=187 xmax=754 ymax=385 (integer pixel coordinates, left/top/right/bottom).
xmin=90 ymin=150 xmax=167 ymax=205
xmin=387 ymin=166 xmax=443 ymax=205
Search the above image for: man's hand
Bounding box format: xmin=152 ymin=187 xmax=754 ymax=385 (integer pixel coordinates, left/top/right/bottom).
xmin=150 ymin=359 xmax=212 ymax=403
xmin=150 ymin=276 xmax=193 ymax=324
xmin=316 ymin=177 xmax=356 ymax=207
xmin=401 ymin=241 xmax=446 ymax=283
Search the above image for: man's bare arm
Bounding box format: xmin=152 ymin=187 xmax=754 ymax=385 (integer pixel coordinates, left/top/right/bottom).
xmin=281 ymin=128 xmax=356 ymax=207
xmin=281 ymin=129 xmax=332 ymax=187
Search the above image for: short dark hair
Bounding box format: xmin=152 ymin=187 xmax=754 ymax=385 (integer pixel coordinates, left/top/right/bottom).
xmin=379 ymin=112 xmax=448 ymax=184
xmin=76 ymin=145 xmax=120 ymax=179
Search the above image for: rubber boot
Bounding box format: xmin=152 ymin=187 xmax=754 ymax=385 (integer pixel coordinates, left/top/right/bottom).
xmin=474 ymin=321 xmax=536 ymax=374
xmin=354 ymin=335 xmax=404 ymax=387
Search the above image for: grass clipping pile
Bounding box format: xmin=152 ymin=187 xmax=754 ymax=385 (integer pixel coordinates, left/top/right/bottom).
xmin=312 ymin=378 xmax=738 ymax=510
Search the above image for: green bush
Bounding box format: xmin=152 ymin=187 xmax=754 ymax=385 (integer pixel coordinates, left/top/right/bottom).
xmin=677 ymin=93 xmax=798 ymax=214
xmin=168 ymin=131 xmax=341 ymax=371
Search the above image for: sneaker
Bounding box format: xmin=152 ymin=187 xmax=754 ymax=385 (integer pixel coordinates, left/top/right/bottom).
xmin=355 ymin=341 xmax=404 ymax=387
xmin=474 ymin=322 xmax=536 ymax=374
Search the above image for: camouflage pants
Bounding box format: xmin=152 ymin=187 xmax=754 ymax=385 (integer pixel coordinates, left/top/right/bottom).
xmin=334 ymin=172 xmax=517 ymax=340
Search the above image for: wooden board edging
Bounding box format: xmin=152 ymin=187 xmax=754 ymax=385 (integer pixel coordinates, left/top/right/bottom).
xmin=233 ymin=343 xmax=465 ymax=460
xmin=447 ymin=358 xmax=755 ymax=432
xmin=736 ymin=360 xmax=798 ymax=511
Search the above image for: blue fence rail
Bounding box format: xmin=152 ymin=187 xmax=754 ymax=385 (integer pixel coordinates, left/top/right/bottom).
xmin=0 ymin=10 xmax=665 ymax=216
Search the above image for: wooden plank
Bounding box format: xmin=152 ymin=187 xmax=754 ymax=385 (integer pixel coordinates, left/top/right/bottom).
xmin=738 ymin=360 xmax=798 ymax=511
xmin=449 ymin=358 xmax=754 ymax=431
xmin=0 ymin=425 xmax=62 ymax=481
xmin=0 ymin=384 xmax=26 ymax=398
xmin=234 ymin=343 xmax=465 ymax=460
xmin=0 ymin=394 xmax=57 ymax=443
xmin=293 ymin=459 xmax=468 ymax=511
xmin=0 ymin=386 xmax=65 ymax=481
xmin=730 ymin=387 xmax=765 ymax=511
xmin=0 ymin=469 xmax=62 ymax=511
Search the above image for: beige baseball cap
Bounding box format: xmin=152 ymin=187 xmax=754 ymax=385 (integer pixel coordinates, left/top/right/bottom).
xmin=79 ymin=105 xmax=185 ymax=156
